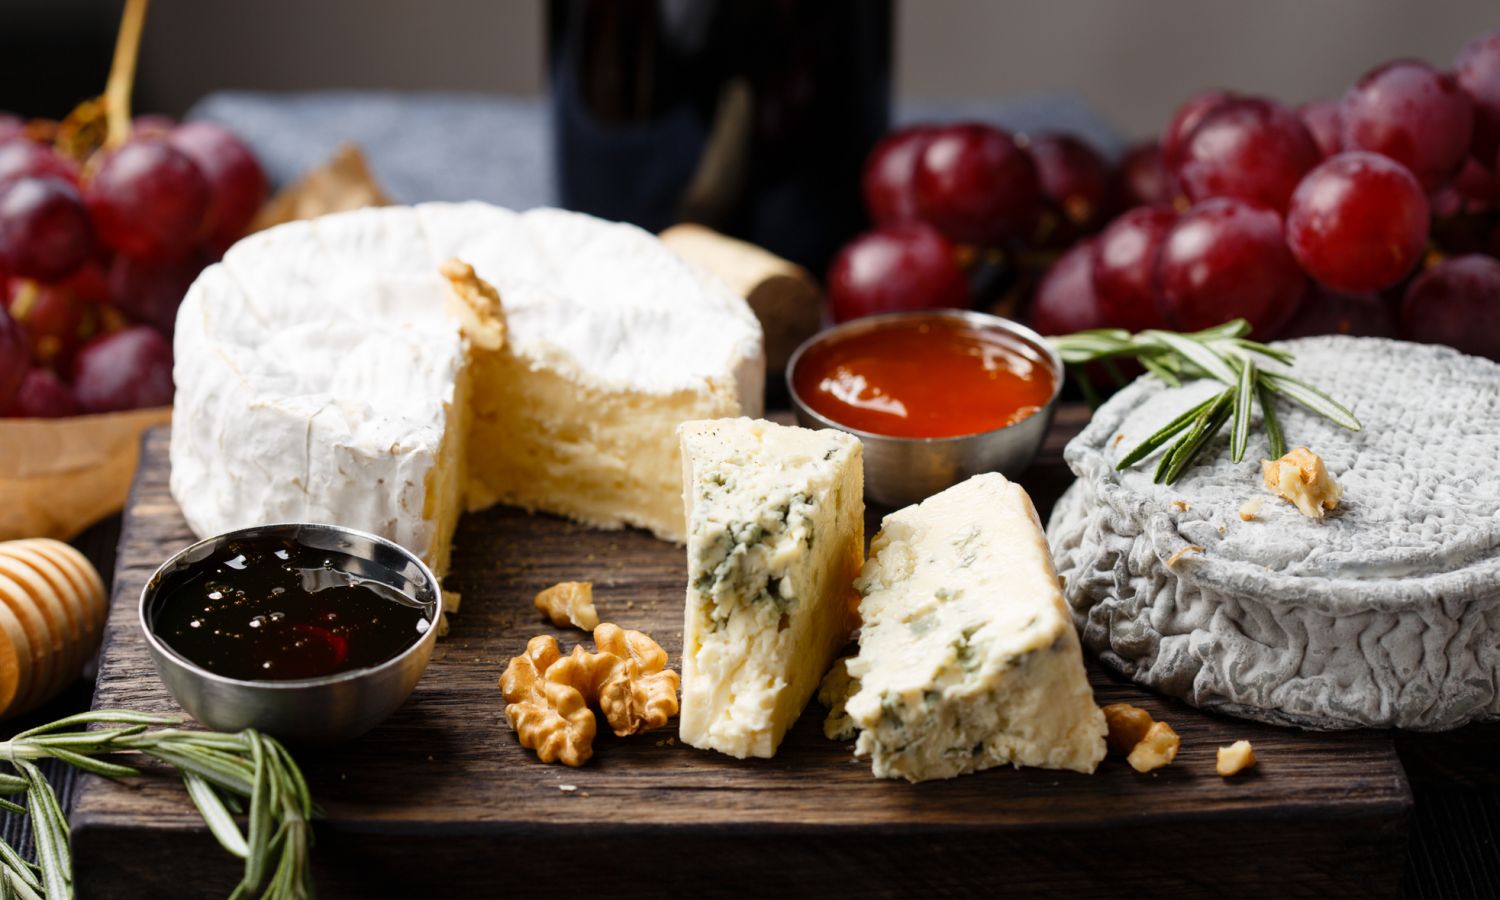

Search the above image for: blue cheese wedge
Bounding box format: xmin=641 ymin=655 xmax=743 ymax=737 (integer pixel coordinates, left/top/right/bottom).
xmin=844 ymin=473 xmax=1106 ymax=782
xmin=678 ymin=418 xmax=863 ymax=759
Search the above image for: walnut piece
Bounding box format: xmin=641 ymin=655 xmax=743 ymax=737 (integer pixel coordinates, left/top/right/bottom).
xmin=1164 ymin=545 xmax=1204 ymax=568
xmin=1127 ymin=721 xmax=1180 ymax=773
xmin=500 ymin=636 xmax=596 ymax=767
xmin=499 ymin=625 xmax=679 ymax=766
xmin=534 ymin=581 xmax=600 ymax=631
xmin=1216 ymin=740 xmax=1257 ymax=777
xmin=1102 ymin=703 xmax=1155 ymax=756
xmin=817 ymin=658 xmax=859 ymax=741
xmin=1262 ymin=447 xmax=1342 ymax=519
xmin=592 ymin=623 xmax=680 ymax=736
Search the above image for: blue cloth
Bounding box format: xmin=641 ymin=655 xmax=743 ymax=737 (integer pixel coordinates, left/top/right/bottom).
xmin=189 ymin=90 xmax=1125 ymax=206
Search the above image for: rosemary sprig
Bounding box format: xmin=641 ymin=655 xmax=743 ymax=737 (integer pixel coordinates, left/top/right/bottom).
xmin=0 ymin=711 xmax=315 ymax=899
xmin=1050 ymin=319 xmax=1361 ymax=484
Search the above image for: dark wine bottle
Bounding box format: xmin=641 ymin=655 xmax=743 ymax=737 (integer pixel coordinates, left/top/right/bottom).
xmin=549 ymin=0 xmax=892 ymax=272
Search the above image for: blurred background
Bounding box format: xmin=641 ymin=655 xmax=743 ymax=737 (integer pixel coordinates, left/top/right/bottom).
xmin=2 ymin=0 xmax=1496 ymax=138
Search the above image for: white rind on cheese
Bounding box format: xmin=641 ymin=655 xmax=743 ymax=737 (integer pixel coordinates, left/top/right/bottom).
xmin=678 ymin=418 xmax=863 ymax=759
xmin=170 ymin=203 xmax=765 ymax=575
xmin=845 ymin=473 xmax=1106 ymax=782
xmin=1047 ymin=336 xmax=1500 ymax=730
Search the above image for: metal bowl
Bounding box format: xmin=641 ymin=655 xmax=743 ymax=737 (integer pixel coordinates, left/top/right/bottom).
xmin=139 ymin=523 xmax=442 ymax=743
xmin=787 ymin=309 xmax=1063 ymax=509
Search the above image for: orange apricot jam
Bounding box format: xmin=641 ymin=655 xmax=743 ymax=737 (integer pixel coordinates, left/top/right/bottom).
xmin=792 ymin=316 xmax=1055 ymax=439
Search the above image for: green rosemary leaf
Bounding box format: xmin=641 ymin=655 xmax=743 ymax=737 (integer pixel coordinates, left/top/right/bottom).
xmin=3 ymin=870 xmax=42 ymax=900
xmin=0 ymin=866 xmax=14 ymax=900
xmin=1262 ymin=372 xmax=1362 ymax=430
xmin=1154 ymin=394 xmax=1225 ymax=482
xmin=1138 ymin=354 xmax=1182 ymax=387
xmin=41 ymin=747 xmax=141 ymax=779
xmin=184 ymin=772 xmax=250 ymax=860
xmin=144 ymin=747 xmax=255 ymax=797
xmin=245 ymin=732 xmax=273 ymax=891
xmin=1190 ymin=318 xmax=1252 ymax=340
xmin=0 ymin=776 xmax=27 ymax=797
xmin=1162 ymin=393 xmax=1235 ymax=483
xmin=26 ymin=726 xmax=149 ymax=750
xmin=0 ymin=842 xmax=38 ymax=892
xmin=12 ymin=710 xmax=174 ymax=740
xmin=1258 ymin=382 xmax=1286 ymax=459
xmin=17 ymin=763 xmax=68 ymax=900
xmin=0 ymin=801 xmax=24 ymax=818
xmin=1116 ymin=393 xmax=1218 ymax=470
xmin=1230 ymin=338 xmax=1295 ymax=366
xmin=271 ymin=740 xmax=313 ymax=821
xmin=1147 ymin=330 xmax=1239 ymax=384
xmin=1231 ymin=359 xmax=1255 ymax=463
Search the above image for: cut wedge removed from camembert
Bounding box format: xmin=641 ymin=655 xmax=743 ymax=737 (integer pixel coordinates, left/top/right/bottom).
xmin=844 ymin=473 xmax=1106 ymax=782
xmin=678 ymin=418 xmax=863 ymax=759
xmin=170 ymin=204 xmax=764 ymax=579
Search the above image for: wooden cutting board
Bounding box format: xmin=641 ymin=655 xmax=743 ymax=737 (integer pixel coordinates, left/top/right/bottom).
xmin=72 ymin=414 xmax=1412 ymax=899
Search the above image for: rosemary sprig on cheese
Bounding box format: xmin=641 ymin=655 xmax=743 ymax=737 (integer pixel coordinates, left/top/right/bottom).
xmin=1050 ymin=319 xmax=1360 ymax=484
xmin=0 ymin=710 xmax=314 ymax=900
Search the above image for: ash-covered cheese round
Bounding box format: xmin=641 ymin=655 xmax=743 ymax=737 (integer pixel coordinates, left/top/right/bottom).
xmin=1047 ymin=336 xmax=1500 ymax=730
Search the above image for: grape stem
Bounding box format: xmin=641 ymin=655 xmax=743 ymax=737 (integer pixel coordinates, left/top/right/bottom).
xmin=103 ymin=0 xmax=151 ymax=149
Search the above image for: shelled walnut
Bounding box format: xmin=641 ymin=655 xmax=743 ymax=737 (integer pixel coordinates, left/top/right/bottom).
xmin=534 ymin=581 xmax=599 ymax=631
xmin=499 ymin=625 xmax=679 ymax=767
xmin=1127 ymin=722 xmax=1181 ymax=773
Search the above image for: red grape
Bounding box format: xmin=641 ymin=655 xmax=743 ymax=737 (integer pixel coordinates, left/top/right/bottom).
xmin=1453 ymin=155 xmax=1500 ymax=205
xmin=1030 ymin=239 xmax=1109 ymax=335
xmin=4 ymin=278 xmax=86 ymax=367
xmin=0 ymin=303 xmax=25 ymax=413
xmin=1173 ymin=97 xmax=1320 ymax=214
xmin=1400 ymin=254 xmax=1500 ymax=359
xmin=1091 ymin=205 xmax=1175 ymax=332
xmin=85 ymin=138 xmax=211 ymax=261
xmin=1162 ymin=89 xmax=1236 ymax=173
xmin=1286 ymin=152 xmax=1429 ymax=294
xmin=1277 ymin=288 xmax=1398 ymax=339
xmin=1156 ymin=198 xmax=1306 ymax=336
xmin=1341 ymin=60 xmax=1473 ymax=191
xmin=1027 ymin=133 xmax=1113 ymax=232
xmin=108 ymin=251 xmax=204 ymax=335
xmin=862 ymin=126 xmax=935 ymax=225
xmin=1117 ymin=141 xmax=1172 ymax=207
xmin=1297 ymin=99 xmax=1343 ymax=159
xmin=0 ymin=177 xmax=94 ymax=281
xmin=1456 ymin=30 xmax=1500 ymax=168
xmin=8 ymin=367 xmax=77 ymax=418
xmin=913 ymin=123 xmax=1041 ymax=245
xmin=826 ymin=223 xmax=969 ymax=323
xmin=1429 ymin=186 xmax=1490 ymax=254
xmin=170 ymin=122 xmax=268 ymax=248
xmin=0 ymin=140 xmax=79 ymax=187
xmin=133 ymin=115 xmax=176 ymax=137
xmin=71 ymin=324 xmax=174 ymax=412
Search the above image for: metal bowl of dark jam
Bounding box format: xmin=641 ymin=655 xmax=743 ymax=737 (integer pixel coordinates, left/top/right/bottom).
xmin=140 ymin=523 xmax=442 ymax=742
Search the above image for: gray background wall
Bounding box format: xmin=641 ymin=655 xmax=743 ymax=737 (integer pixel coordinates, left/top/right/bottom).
xmin=4 ymin=1 xmax=1499 ymax=139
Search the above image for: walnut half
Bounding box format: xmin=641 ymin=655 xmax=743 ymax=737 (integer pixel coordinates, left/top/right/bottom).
xmin=499 ymin=625 xmax=679 ymax=766
xmin=534 ymin=581 xmax=600 ymax=631
xmin=1127 ymin=722 xmax=1181 ymax=773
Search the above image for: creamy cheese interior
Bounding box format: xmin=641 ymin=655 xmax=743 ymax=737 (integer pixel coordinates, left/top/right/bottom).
xmin=677 ymin=418 xmax=863 ymax=759
xmin=845 ymin=473 xmax=1106 ymax=782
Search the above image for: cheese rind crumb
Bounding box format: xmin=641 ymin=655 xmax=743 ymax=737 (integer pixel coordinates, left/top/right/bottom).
xmin=1126 ymin=721 xmax=1180 ymax=773
xmin=1238 ymin=497 xmax=1263 ymax=521
xmin=1262 ymin=447 xmax=1342 ymax=519
xmin=1216 ymin=740 xmax=1256 ymax=777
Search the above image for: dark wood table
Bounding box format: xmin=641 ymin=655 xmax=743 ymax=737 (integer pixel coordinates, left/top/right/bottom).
xmin=7 ymin=408 xmax=1485 ymax=898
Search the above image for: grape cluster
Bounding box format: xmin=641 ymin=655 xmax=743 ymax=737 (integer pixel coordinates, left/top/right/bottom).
xmin=831 ymin=29 xmax=1500 ymax=365
xmin=0 ymin=117 xmax=265 ymax=417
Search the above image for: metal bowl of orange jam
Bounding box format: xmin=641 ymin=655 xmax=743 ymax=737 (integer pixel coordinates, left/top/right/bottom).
xmin=787 ymin=309 xmax=1063 ymax=508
